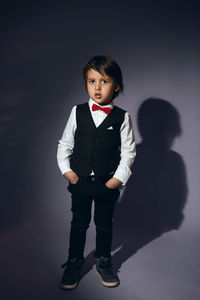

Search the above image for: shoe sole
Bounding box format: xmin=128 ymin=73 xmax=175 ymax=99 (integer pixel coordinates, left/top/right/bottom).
xmin=60 ymin=281 xmax=78 ymax=290
xmin=96 ymin=270 xmax=119 ymax=287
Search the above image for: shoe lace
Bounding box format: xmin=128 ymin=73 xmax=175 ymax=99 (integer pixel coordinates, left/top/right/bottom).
xmin=61 ymin=258 xmax=84 ymax=270
xmin=103 ymin=266 xmax=116 ymax=276
xmin=61 ymin=261 xmax=71 ymax=269
xmin=98 ymin=259 xmax=116 ymax=275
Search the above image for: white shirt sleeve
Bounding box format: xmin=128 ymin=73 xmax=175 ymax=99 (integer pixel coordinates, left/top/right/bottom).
xmin=113 ymin=112 xmax=136 ymax=185
xmin=57 ymin=106 xmax=77 ymax=175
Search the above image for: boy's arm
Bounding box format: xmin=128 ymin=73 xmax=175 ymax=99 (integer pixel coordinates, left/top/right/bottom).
xmin=57 ymin=106 xmax=78 ymax=182
xmin=106 ymin=112 xmax=136 ymax=188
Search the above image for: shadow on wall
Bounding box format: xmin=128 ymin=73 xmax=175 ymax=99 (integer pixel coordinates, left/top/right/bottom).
xmin=111 ymin=97 xmax=188 ymax=271
xmin=83 ymin=97 xmax=188 ymax=276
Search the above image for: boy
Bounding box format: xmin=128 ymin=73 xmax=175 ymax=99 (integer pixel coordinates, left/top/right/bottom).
xmin=57 ymin=55 xmax=136 ymax=289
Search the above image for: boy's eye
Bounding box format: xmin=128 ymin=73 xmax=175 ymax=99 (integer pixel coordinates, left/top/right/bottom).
xmin=88 ymin=79 xmax=109 ymax=84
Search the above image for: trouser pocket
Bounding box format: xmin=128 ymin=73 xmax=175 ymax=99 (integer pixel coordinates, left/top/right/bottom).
xmin=67 ymin=177 xmax=81 ymax=193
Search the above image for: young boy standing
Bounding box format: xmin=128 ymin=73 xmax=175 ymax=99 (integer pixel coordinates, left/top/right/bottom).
xmin=57 ymin=55 xmax=136 ymax=289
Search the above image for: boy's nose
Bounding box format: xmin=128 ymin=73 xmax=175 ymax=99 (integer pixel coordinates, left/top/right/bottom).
xmin=95 ymin=83 xmax=101 ymax=90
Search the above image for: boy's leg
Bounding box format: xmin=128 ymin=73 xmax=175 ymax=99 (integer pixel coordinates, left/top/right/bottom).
xmin=60 ymin=177 xmax=93 ymax=289
xmin=93 ymin=179 xmax=120 ymax=258
xmin=68 ymin=192 xmax=93 ymax=259
xmin=67 ymin=177 xmax=93 ymax=259
xmin=93 ymin=179 xmax=120 ymax=287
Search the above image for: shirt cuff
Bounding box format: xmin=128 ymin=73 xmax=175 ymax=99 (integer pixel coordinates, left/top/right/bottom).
xmin=58 ymin=161 xmax=73 ymax=175
xmin=113 ymin=166 xmax=132 ymax=186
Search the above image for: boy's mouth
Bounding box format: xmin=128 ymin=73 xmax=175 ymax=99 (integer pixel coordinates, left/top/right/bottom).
xmin=95 ymin=93 xmax=102 ymax=99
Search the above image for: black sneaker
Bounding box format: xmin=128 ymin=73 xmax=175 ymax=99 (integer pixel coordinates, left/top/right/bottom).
xmin=95 ymin=256 xmax=119 ymax=287
xmin=60 ymin=257 xmax=85 ymax=289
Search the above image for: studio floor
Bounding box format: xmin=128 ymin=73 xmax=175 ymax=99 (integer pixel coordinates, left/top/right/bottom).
xmin=1 ymin=213 xmax=200 ymax=300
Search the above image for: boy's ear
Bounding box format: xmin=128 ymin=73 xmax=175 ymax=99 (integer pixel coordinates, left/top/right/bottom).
xmin=115 ymin=85 xmax=120 ymax=92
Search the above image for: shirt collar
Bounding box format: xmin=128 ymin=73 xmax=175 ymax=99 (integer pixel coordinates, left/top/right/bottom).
xmin=89 ymin=97 xmax=114 ymax=111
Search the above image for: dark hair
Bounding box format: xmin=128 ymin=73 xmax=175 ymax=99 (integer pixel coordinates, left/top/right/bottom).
xmin=82 ymin=55 xmax=124 ymax=100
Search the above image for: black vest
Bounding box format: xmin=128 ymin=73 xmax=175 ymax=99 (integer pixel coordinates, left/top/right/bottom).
xmin=70 ymin=102 xmax=126 ymax=178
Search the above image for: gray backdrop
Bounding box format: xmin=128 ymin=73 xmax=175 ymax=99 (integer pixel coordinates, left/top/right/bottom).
xmin=1 ymin=1 xmax=200 ymax=299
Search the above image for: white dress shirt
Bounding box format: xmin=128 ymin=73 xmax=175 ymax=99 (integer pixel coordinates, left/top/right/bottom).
xmin=57 ymin=98 xmax=136 ymax=186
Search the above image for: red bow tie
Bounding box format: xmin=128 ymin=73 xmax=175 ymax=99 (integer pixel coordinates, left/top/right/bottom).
xmin=92 ymin=103 xmax=112 ymax=114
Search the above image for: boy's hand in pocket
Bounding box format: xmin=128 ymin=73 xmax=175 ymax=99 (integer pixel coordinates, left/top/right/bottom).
xmin=63 ymin=171 xmax=79 ymax=184
xmin=105 ymin=177 xmax=122 ymax=189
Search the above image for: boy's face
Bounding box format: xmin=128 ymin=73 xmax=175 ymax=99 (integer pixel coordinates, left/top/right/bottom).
xmin=86 ymin=69 xmax=120 ymax=106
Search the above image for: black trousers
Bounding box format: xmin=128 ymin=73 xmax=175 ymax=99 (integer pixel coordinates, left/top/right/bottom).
xmin=67 ymin=173 xmax=120 ymax=259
